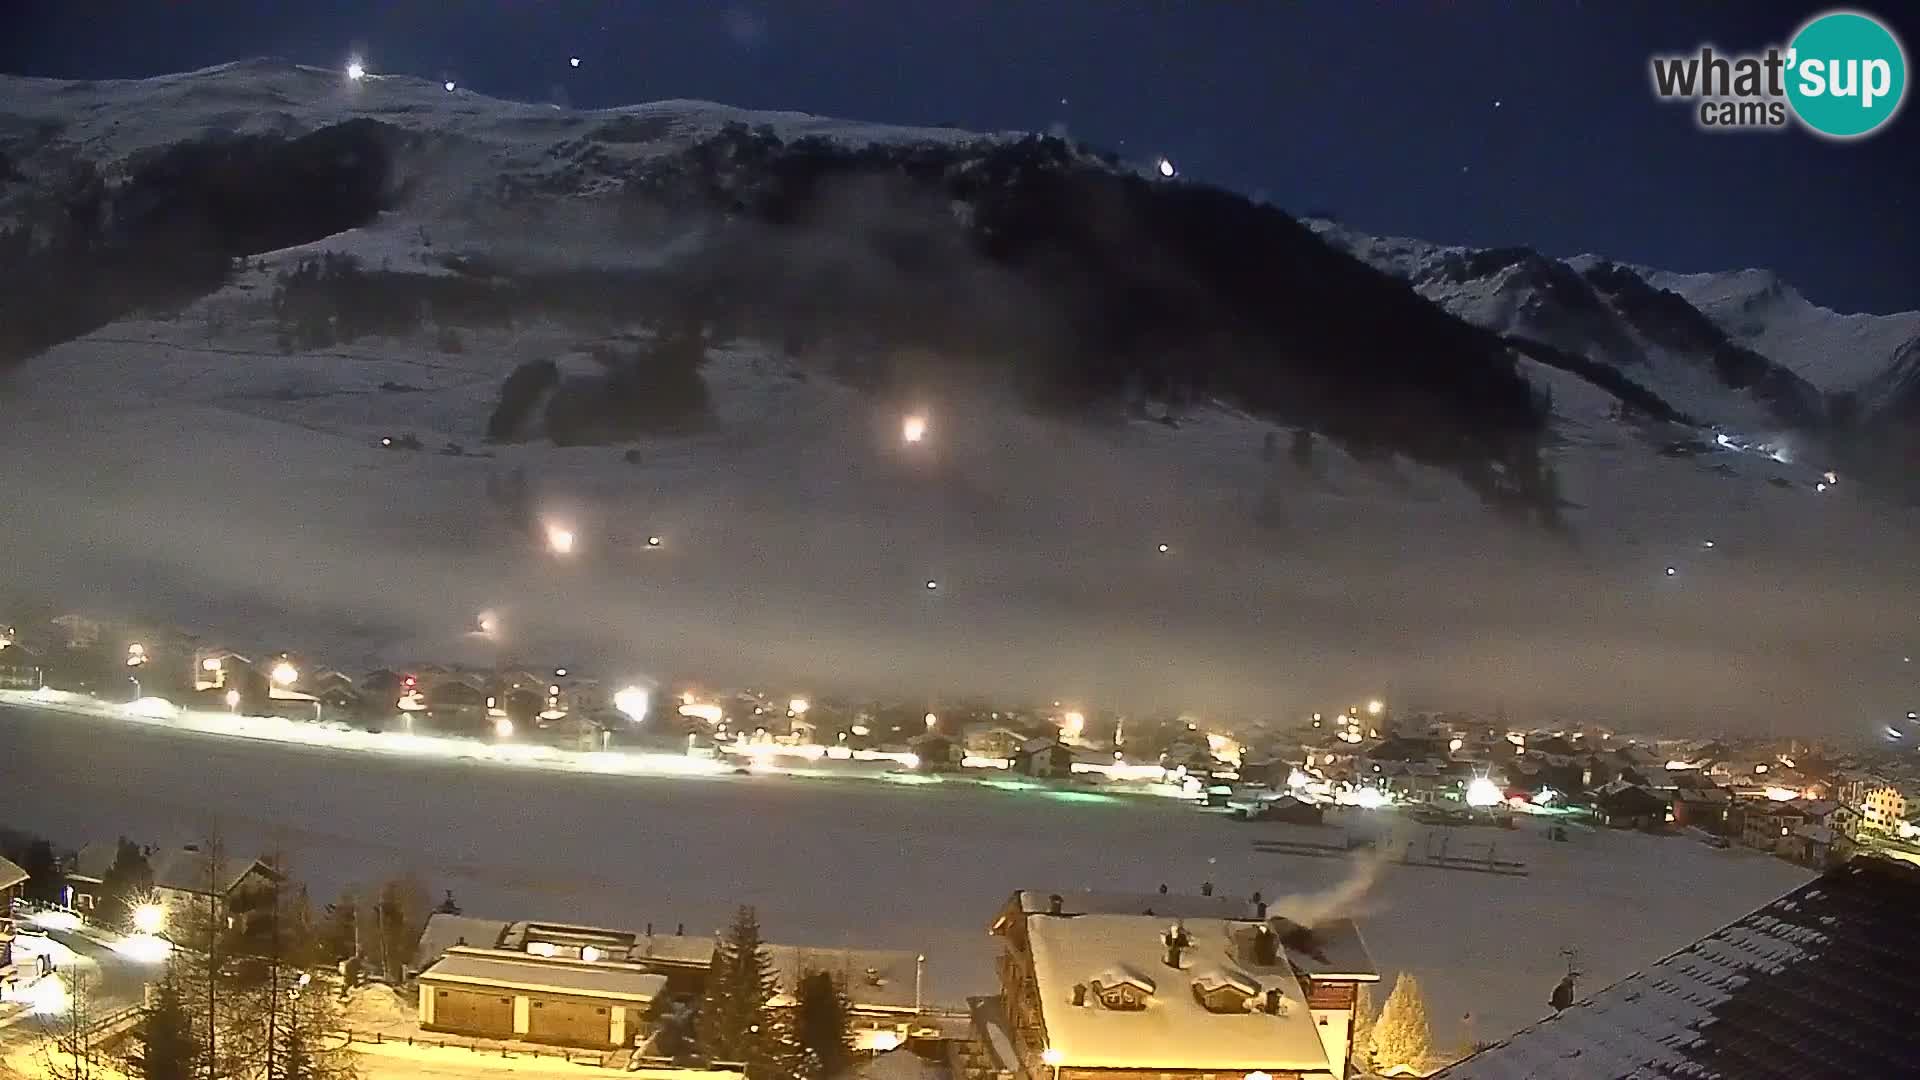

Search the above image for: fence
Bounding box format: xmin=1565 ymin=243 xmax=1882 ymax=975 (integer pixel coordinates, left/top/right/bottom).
xmin=336 ymin=1027 xmax=613 ymax=1067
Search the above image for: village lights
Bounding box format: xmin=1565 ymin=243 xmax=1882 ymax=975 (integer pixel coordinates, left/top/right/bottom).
xmin=477 ymin=611 xmax=499 ymax=636
xmin=1061 ymin=711 xmax=1085 ymax=739
xmin=444 ymin=80 xmax=456 ymax=92
xmin=789 ymin=697 xmax=810 ymax=715
xmin=925 ymin=579 xmax=939 ymax=591
xmin=1156 ymin=157 xmax=1176 ymax=178
xmin=131 ymin=903 xmax=166 ymax=935
xmin=569 ymin=56 xmax=581 ymax=68
xmin=494 ymin=716 xmax=514 ymax=738
xmin=925 ymin=712 xmax=938 ymax=730
xmin=202 ymin=657 xmax=222 ymax=672
xmin=902 ymin=414 xmax=928 ymax=444
xmin=1157 ymin=543 xmax=1170 ymax=554
xmin=271 ymin=661 xmax=299 ymax=687
xmin=646 ymin=535 xmax=662 ymax=548
xmin=1366 ymin=699 xmax=1384 ymax=716
xmin=613 ymin=687 xmax=650 ymax=723
xmin=225 ymin=689 xmax=241 ymax=710
xmin=1466 ymin=776 xmax=1504 ymax=808
xmin=545 ymin=523 xmax=577 ymax=555
xmin=346 ymin=59 xmax=367 ymax=81
xmin=126 ymin=643 xmax=147 ymax=667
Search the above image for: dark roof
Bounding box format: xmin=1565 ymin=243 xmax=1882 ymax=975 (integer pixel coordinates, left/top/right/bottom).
xmin=1436 ymin=857 xmax=1920 ymax=1080
xmin=1596 ymin=784 xmax=1669 ymax=816
xmin=148 ymin=847 xmax=280 ymax=896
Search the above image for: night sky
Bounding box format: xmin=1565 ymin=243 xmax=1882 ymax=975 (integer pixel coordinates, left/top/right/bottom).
xmin=4 ymin=1 xmax=1914 ymax=314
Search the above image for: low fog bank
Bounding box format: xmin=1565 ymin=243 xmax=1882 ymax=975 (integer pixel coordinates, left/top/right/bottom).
xmin=2 ymin=358 xmax=1913 ymax=736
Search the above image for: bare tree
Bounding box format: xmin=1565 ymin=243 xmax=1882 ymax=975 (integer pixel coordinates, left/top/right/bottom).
xmin=37 ymin=970 xmax=103 ymax=1080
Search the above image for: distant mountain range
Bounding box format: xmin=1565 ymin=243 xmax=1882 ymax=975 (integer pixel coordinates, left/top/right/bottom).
xmin=1 ymin=59 xmax=1915 ymax=507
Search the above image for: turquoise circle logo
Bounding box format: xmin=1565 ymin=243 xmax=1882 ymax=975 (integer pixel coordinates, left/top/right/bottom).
xmin=1786 ymin=10 xmax=1907 ymax=138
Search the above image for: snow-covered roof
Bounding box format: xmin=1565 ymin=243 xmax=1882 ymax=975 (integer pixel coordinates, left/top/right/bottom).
xmin=1267 ymin=916 xmax=1380 ymax=982
xmin=148 ymin=847 xmax=279 ymax=896
xmin=419 ymin=946 xmax=666 ymax=1004
xmin=1024 ymin=914 xmax=1331 ymax=1072
xmin=414 ymin=913 xmax=512 ymax=968
xmin=0 ymin=855 xmax=27 ymax=892
xmin=1013 ymin=888 xmax=1261 ymax=921
xmin=1436 ymin=857 xmax=1920 ymax=1079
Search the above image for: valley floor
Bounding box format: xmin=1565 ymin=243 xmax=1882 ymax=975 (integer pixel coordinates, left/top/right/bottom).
xmin=0 ymin=701 xmax=1810 ymax=1047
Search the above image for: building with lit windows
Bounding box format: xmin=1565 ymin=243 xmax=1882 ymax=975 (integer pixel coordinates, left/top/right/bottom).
xmin=975 ymin=890 xmax=1378 ymax=1080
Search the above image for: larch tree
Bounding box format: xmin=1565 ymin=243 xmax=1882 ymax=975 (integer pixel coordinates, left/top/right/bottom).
xmin=1369 ymin=972 xmax=1435 ymax=1074
xmin=1349 ymin=982 xmax=1377 ymax=1072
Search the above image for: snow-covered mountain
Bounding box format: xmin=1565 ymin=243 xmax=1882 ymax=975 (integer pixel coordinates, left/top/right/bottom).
xmin=1305 ymin=220 xmax=1919 ymax=434
xmin=0 ymin=60 xmax=1915 ymax=729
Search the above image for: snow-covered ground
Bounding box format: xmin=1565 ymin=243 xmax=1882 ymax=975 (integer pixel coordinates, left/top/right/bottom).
xmin=0 ymin=701 xmax=1811 ymax=1048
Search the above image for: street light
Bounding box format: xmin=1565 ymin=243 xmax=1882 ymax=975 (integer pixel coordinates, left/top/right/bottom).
xmin=925 ymin=712 xmax=938 ymax=730
xmin=1366 ymin=699 xmax=1384 ymax=716
xmin=789 ymin=697 xmax=810 ymax=715
xmin=132 ymin=903 xmax=166 ymax=935
xmin=126 ymin=643 xmax=147 ymax=667
xmin=225 ymin=689 xmax=241 ymax=711
xmin=546 ymin=522 xmax=576 ymax=555
xmin=345 ymin=59 xmax=367 ymax=81
xmin=902 ymin=414 xmax=928 ymax=444
xmin=271 ymin=661 xmax=298 ymax=687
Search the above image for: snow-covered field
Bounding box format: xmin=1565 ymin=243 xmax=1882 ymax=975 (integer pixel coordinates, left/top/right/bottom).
xmin=0 ymin=702 xmax=1810 ymax=1044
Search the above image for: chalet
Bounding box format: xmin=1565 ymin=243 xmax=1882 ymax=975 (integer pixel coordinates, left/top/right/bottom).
xmin=0 ymin=643 xmax=46 ymax=690
xmin=1016 ymin=737 xmax=1074 ymax=779
xmin=412 ymin=914 xmax=925 ymax=1050
xmin=965 ymin=726 xmax=1031 ymax=760
xmin=979 ymin=890 xmax=1378 ymax=1079
xmin=1671 ymin=782 xmax=1733 ymax=832
xmin=911 ymin=732 xmax=962 ymax=771
xmin=418 ymin=946 xmax=664 ymax=1048
xmin=1859 ymin=783 xmax=1915 ymax=833
xmin=1592 ymin=781 xmax=1670 ymax=830
xmin=1741 ymin=802 xmax=1804 ymax=853
xmin=423 ymin=677 xmax=489 ymax=732
xmin=1436 ymin=858 xmax=1920 ymax=1079
xmin=145 ymin=846 xmax=283 ymax=930
xmin=191 ymin=649 xmax=252 ymax=691
xmin=0 ymin=854 xmax=27 ymax=907
xmin=1788 ymin=798 xmax=1859 ymax=840
xmin=62 ymin=840 xmax=125 ymax=913
xmin=1779 ymin=824 xmax=1846 ymax=868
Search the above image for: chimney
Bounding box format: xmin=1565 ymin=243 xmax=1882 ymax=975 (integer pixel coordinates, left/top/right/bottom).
xmin=1048 ymin=893 xmax=1064 ymax=915
xmin=1265 ymin=987 xmax=1283 ymax=1015
xmin=1201 ymin=881 xmax=1214 ymax=897
xmin=676 ymin=923 xmax=684 ymax=935
xmin=1163 ymin=923 xmax=1190 ymax=969
xmin=1071 ymin=984 xmax=1087 ymax=1007
xmin=1253 ymin=924 xmax=1278 ymax=966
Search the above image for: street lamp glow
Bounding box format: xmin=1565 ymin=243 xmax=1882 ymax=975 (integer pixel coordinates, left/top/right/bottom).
xmin=1157 ymin=543 xmax=1170 ymax=554
xmin=924 ymin=579 xmax=939 ymax=590
xmin=1366 ymin=699 xmax=1384 ymax=716
xmin=1156 ymin=157 xmax=1176 ymax=178
xmin=613 ymin=686 xmax=650 ymax=723
xmin=546 ymin=522 xmax=576 ymax=555
xmin=646 ymin=535 xmax=662 ymax=548
xmin=444 ymin=80 xmax=456 ymax=92
xmin=569 ymin=56 xmax=582 ymax=68
xmin=494 ymin=716 xmax=514 ymax=738
xmin=1466 ymin=776 xmax=1503 ymax=807
xmin=1061 ymin=711 xmax=1085 ymax=739
xmin=345 ymin=59 xmax=367 ymax=81
xmin=225 ymin=689 xmax=241 ymax=709
xmin=902 ymin=414 xmax=928 ymax=444
xmin=478 ymin=611 xmax=499 ymax=636
xmin=132 ymin=903 xmax=166 ymax=935
xmin=789 ymin=697 xmax=810 ymax=715
xmin=271 ymin=661 xmax=299 ymax=687
xmin=925 ymin=712 xmax=938 ymax=730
